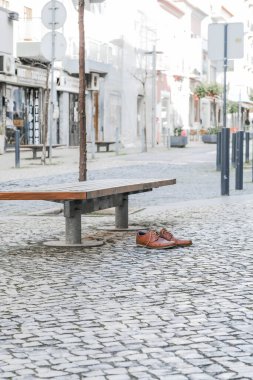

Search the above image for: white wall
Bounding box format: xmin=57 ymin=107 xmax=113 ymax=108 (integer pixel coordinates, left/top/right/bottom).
xmin=0 ymin=7 xmax=14 ymax=55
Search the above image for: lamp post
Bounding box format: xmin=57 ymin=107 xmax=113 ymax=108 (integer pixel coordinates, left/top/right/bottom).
xmin=151 ymin=45 xmax=156 ymax=148
xmin=49 ymin=0 xmax=56 ymax=164
xmin=72 ymin=0 xmax=105 ymax=181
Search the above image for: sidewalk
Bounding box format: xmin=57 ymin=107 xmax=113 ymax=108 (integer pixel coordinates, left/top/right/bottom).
xmin=1 ymin=142 xmax=253 ymax=379
xmin=0 ymin=141 xmax=217 ymax=182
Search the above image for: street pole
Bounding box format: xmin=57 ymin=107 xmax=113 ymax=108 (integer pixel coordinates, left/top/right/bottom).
xmin=49 ymin=0 xmax=56 ymax=164
xmin=238 ymin=89 xmax=242 ymax=131
xmin=221 ymin=23 xmax=230 ymax=196
xmin=151 ymin=45 xmax=156 ymax=148
xmin=79 ymin=0 xmax=87 ymax=181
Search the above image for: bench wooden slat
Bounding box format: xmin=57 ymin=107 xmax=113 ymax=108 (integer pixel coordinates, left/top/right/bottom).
xmin=20 ymin=144 xmax=65 ymax=159
xmin=0 ymin=191 xmax=87 ymax=201
xmin=0 ymin=178 xmax=176 ymax=201
xmin=21 ymin=144 xmax=65 ymax=150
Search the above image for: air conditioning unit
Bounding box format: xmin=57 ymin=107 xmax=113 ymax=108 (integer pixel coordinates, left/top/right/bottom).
xmin=0 ymin=55 xmax=15 ymax=76
xmin=86 ymin=73 xmax=99 ymax=91
xmin=8 ymin=12 xmax=19 ymax=21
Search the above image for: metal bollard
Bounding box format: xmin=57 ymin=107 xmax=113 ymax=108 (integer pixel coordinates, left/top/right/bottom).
xmin=235 ymin=131 xmax=244 ymax=190
xmin=221 ymin=128 xmax=230 ymax=195
xmin=15 ymin=129 xmax=20 ymax=168
xmin=231 ymin=133 xmax=236 ymax=168
xmin=216 ymin=131 xmax=222 ymax=171
xmin=245 ymin=131 xmax=250 ymax=163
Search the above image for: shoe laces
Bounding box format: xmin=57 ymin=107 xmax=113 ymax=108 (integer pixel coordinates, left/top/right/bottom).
xmin=161 ymin=228 xmax=173 ymax=240
xmin=151 ymin=230 xmax=160 ymax=240
xmin=145 ymin=230 xmax=160 ymax=246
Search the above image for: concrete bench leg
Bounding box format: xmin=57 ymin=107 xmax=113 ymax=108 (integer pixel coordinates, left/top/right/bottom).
xmin=64 ymin=201 xmax=82 ymax=244
xmin=33 ymin=149 xmax=37 ymax=159
xmin=44 ymin=200 xmax=104 ymax=248
xmin=115 ymin=194 xmax=128 ymax=229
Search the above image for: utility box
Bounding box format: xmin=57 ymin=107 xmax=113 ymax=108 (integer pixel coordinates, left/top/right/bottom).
xmin=0 ymin=54 xmax=15 ymax=75
xmin=86 ymin=73 xmax=100 ymax=91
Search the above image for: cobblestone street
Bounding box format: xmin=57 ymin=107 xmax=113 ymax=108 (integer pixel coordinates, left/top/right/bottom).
xmin=1 ymin=142 xmax=253 ymax=379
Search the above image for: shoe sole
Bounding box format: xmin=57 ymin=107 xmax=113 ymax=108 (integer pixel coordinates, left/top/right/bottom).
xmin=176 ymin=243 xmax=192 ymax=247
xmin=136 ymin=244 xmax=177 ymax=249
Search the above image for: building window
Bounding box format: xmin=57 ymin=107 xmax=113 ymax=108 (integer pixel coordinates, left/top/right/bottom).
xmin=24 ymin=6 xmax=32 ymax=20
xmin=0 ymin=0 xmax=9 ymax=8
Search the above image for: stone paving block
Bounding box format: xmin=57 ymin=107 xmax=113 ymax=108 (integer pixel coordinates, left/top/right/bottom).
xmin=0 ymin=372 xmax=16 ymax=379
xmin=106 ymin=375 xmax=131 ymax=380
xmin=187 ymin=374 xmax=217 ymax=380
xmin=159 ymin=375 xmax=188 ymax=380
xmin=215 ymin=373 xmax=237 ymax=379
xmin=15 ymin=368 xmax=36 ymax=376
xmin=51 ymin=376 xmax=80 ymax=380
xmin=186 ymin=358 xmax=214 ymax=366
xmin=0 ymin=364 xmax=25 ymax=372
xmin=204 ymin=363 xmax=227 ymax=374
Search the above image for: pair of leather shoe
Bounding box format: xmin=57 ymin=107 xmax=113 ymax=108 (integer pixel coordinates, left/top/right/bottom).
xmin=136 ymin=228 xmax=192 ymax=249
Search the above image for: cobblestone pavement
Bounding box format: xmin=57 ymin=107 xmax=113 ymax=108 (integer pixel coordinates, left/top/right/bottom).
xmin=1 ymin=143 xmax=253 ymax=379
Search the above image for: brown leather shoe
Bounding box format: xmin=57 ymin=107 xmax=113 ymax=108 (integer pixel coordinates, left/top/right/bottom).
xmin=136 ymin=230 xmax=177 ymax=249
xmin=159 ymin=228 xmax=192 ymax=247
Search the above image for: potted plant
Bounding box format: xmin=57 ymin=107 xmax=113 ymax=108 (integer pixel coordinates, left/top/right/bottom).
xmin=201 ymin=127 xmax=218 ymax=144
xmin=170 ymin=127 xmax=188 ymax=147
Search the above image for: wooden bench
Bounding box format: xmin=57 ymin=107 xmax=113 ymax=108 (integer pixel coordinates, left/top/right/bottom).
xmin=21 ymin=144 xmax=65 ymax=159
xmin=0 ymin=178 xmax=176 ymax=246
xmin=95 ymin=141 xmax=116 ymax=152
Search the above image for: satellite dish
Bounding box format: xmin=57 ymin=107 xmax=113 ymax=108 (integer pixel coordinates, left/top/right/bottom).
xmin=41 ymin=31 xmax=67 ymax=61
xmin=41 ymin=0 xmax=67 ymax=30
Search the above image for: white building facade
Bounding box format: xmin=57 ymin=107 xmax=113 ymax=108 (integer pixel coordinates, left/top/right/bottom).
xmin=0 ymin=0 xmax=252 ymax=154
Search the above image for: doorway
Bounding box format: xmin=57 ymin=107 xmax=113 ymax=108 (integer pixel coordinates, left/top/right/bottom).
xmin=69 ymin=93 xmax=79 ymax=146
xmin=93 ymin=91 xmax=99 ymax=141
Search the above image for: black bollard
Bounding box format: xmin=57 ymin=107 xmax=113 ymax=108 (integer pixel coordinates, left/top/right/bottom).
xmin=221 ymin=127 xmax=230 ymax=196
xmin=245 ymin=131 xmax=250 ymax=163
xmin=15 ymin=129 xmax=20 ymax=168
xmin=231 ymin=133 xmax=236 ymax=168
xmin=235 ymin=131 xmax=244 ymax=190
xmin=216 ymin=131 xmax=222 ymax=171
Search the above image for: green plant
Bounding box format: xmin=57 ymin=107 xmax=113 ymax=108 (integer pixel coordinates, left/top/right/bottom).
xmin=194 ymin=84 xmax=206 ymax=98
xmin=174 ymin=127 xmax=183 ymax=136
xmin=207 ymin=127 xmax=219 ymax=135
xmin=194 ymin=83 xmax=222 ymax=99
xmin=227 ymin=102 xmax=238 ymax=114
xmin=206 ymin=83 xmax=222 ymax=97
xmin=227 ymin=102 xmax=239 ymax=129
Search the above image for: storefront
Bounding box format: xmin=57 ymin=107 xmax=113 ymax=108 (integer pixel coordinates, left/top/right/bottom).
xmin=56 ymin=72 xmax=79 ymax=146
xmin=4 ymin=65 xmax=47 ymax=147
